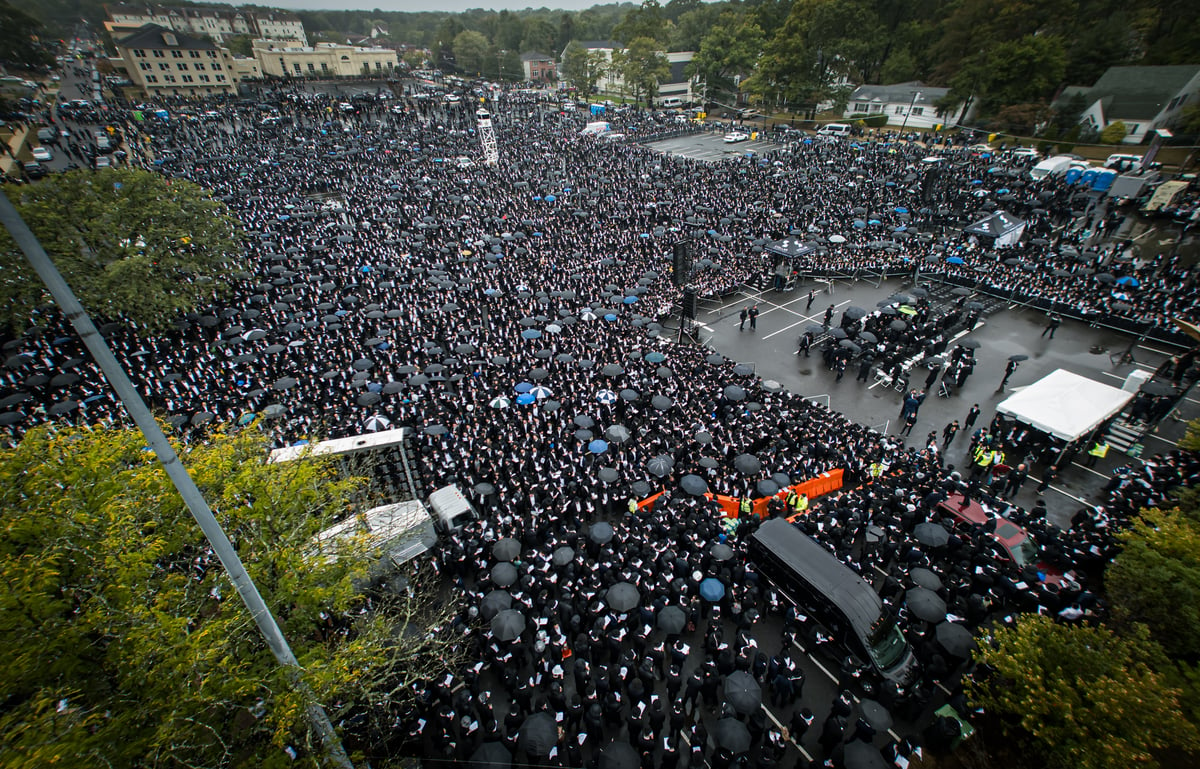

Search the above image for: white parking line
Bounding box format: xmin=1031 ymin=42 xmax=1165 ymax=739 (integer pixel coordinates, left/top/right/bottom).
xmin=760 ymin=703 xmax=814 ymax=762
xmin=789 ymin=639 xmax=901 ymax=742
xmin=765 ymin=300 xmax=851 ymax=340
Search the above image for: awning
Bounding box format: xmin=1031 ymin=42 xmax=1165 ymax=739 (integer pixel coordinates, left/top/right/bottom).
xmin=996 ymin=369 xmax=1134 ymax=442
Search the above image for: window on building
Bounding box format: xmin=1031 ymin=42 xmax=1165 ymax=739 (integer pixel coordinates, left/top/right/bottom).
xmin=375 ymin=61 xmax=382 ymax=70
xmin=171 ymin=50 xmax=183 ymax=58
xmin=159 ymin=62 xmax=170 ymax=71
xmin=894 ymin=106 xmax=904 ymax=114
xmin=307 ymin=62 xmax=315 ymax=73
xmin=153 ymin=50 xmax=164 ymax=58
xmin=182 ymin=75 xmax=194 ymax=83
xmin=912 ymin=107 xmax=924 ymax=116
xmin=854 ymin=102 xmax=868 ymax=112
xmin=320 ymin=62 xmax=328 ymax=73
xmin=164 ymin=74 xmax=176 ymax=83
xmin=139 ymin=62 xmax=152 ymax=71
xmin=293 ymin=62 xmax=301 ymax=74
xmin=194 ymin=62 xmax=204 ymax=71
xmin=190 ymin=50 xmax=200 ymax=58
xmin=200 ymin=75 xmax=210 ymax=82
xmin=134 ymin=49 xmax=146 ymax=58
xmin=208 ymin=50 xmax=217 ymax=58
xmin=177 ymin=62 xmax=188 ymax=70
xmin=146 ymin=75 xmax=158 ymax=83
xmin=1128 ymin=125 xmax=1139 ymax=135
xmin=216 ymin=75 xmax=226 ymax=82
xmin=211 ymin=62 xmax=221 ymax=70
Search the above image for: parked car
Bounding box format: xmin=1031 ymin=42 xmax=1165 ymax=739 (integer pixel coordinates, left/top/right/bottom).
xmin=936 ymin=493 xmax=1066 ymax=585
xmin=31 ymin=146 xmax=52 ymax=161
xmin=23 ymin=161 xmax=47 ymax=179
xmin=724 ymin=131 xmax=749 ymax=143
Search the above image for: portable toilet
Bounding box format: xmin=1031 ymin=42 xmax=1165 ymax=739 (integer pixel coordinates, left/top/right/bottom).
xmin=1091 ymin=169 xmax=1117 ymax=193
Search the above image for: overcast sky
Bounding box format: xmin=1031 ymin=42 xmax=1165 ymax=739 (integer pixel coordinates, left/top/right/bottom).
xmin=203 ymin=0 xmax=632 ymax=13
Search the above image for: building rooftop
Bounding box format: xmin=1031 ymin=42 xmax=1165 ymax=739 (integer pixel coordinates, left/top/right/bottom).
xmin=117 ymin=23 xmax=218 ymax=51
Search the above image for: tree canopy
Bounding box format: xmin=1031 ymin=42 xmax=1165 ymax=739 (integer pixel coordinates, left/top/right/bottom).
xmin=0 ymin=0 xmax=53 ymax=69
xmin=970 ymin=615 xmax=1199 ymax=769
xmin=0 ymin=423 xmax=458 ymax=768
xmin=0 ymin=168 xmax=241 ymax=334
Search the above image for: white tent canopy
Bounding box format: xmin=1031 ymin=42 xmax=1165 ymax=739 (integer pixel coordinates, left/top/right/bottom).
xmin=996 ymin=369 xmax=1134 ymax=442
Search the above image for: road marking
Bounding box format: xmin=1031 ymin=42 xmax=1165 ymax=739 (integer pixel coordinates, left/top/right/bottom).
xmin=765 ymin=300 xmax=851 ymax=340
xmin=760 ymin=703 xmax=814 ymax=762
xmin=1023 ymin=476 xmax=1091 ymax=505
xmin=1068 ymin=461 xmax=1110 ymax=479
xmin=789 ymin=640 xmax=901 ymax=742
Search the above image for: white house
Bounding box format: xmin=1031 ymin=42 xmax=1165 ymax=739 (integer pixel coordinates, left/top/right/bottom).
xmin=1054 ymin=65 xmax=1200 ymax=144
xmin=843 ymin=81 xmax=958 ymax=129
xmin=560 ymin=41 xmax=695 ymax=104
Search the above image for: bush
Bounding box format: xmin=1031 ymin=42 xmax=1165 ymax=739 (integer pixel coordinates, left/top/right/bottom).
xmin=860 ymin=114 xmax=889 ymax=128
xmin=1100 ymin=120 xmax=1129 ymax=144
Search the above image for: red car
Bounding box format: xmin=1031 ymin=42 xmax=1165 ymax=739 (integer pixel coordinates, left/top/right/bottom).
xmin=935 ymin=493 xmax=1066 ymax=585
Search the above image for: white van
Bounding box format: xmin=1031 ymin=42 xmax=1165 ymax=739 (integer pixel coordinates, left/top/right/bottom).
xmin=1105 ymin=153 xmax=1142 ymax=171
xmin=427 ymin=484 xmax=478 ymax=533
xmin=660 ymin=96 xmax=684 ymax=109
xmin=1030 ymin=155 xmax=1076 ymax=180
xmin=818 ymin=123 xmax=852 ymax=137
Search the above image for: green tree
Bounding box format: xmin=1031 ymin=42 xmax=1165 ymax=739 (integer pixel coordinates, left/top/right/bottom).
xmin=452 ymin=29 xmax=489 ymax=75
xmin=970 ymin=615 xmax=1199 ymax=769
xmin=616 ymin=36 xmax=670 ymax=108
xmin=224 ymin=34 xmax=253 ymax=58
xmin=688 ymin=13 xmax=764 ymax=106
xmin=1108 ymin=505 xmax=1200 ymax=657
xmin=0 ymin=0 xmax=53 ymax=68
xmin=562 ymin=41 xmax=609 ymax=97
xmin=520 ymin=17 xmax=557 ymax=56
xmin=0 ymin=168 xmax=241 ymax=334
xmin=1100 ymin=120 xmax=1130 ymax=143
xmin=669 ymin=3 xmax=723 ymax=52
xmin=613 ymin=0 xmax=670 ymax=47
xmin=0 ymin=423 xmax=459 ymax=768
xmin=951 ymin=35 xmax=1068 ymax=116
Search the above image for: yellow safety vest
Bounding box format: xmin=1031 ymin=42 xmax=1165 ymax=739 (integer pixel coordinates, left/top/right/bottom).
xmin=1088 ymin=442 xmax=1109 ymax=458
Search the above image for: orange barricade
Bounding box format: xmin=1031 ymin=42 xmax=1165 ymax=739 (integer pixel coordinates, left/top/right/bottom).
xmin=633 ymin=469 xmax=845 ymax=520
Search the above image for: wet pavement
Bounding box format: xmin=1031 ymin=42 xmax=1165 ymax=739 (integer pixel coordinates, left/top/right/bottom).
xmin=691 ymin=275 xmax=1197 ymax=530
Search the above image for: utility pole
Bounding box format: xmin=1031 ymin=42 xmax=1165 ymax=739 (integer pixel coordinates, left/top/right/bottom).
xmin=900 ymin=90 xmax=921 ymax=134
xmin=0 ymin=194 xmax=354 ymax=769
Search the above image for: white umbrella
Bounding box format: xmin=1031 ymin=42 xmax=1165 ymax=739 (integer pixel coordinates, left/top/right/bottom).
xmin=364 ymin=414 xmax=391 ymax=432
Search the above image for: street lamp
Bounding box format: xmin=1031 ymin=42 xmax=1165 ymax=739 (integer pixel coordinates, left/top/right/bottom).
xmin=900 ymin=90 xmax=921 ymax=133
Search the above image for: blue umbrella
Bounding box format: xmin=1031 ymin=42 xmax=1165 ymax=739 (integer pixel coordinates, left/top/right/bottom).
xmin=514 ymin=382 xmax=534 ymax=393
xmin=639 ymin=233 xmax=650 ymax=238
xmin=485 ymin=288 xmax=501 ymax=296
xmin=588 ymin=439 xmax=609 ymax=454
xmin=894 ymin=207 xmax=908 ymax=214
xmin=645 ymin=352 xmax=666 ymax=363
xmin=700 ymin=578 xmax=725 ymax=602
xmin=367 ymin=382 xmax=382 ymax=393
xmin=852 ymin=219 xmax=866 ymax=229
xmin=544 ymin=194 xmax=556 ymax=202
xmin=521 ymin=329 xmax=542 ymax=339
xmin=1116 ymin=276 xmax=1139 ymax=287
xmin=516 ymin=393 xmax=536 ymax=405
xmin=868 ymin=218 xmax=882 ymax=226
xmin=623 ymin=295 xmax=638 ymax=304
xmin=971 ymin=179 xmax=983 ymax=185
xmin=946 ymin=256 xmax=965 ymax=264
xmin=604 ymin=313 xmax=618 ymax=321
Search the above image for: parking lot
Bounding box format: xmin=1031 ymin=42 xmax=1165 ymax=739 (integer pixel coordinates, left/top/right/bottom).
xmin=646 ymin=129 xmax=787 ymax=162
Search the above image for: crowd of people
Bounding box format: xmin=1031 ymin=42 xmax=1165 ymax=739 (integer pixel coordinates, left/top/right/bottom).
xmin=2 ymin=81 xmax=1199 ymax=766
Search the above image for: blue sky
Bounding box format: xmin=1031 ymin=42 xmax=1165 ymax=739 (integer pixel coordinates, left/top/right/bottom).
xmin=204 ymin=1 xmax=634 ymax=13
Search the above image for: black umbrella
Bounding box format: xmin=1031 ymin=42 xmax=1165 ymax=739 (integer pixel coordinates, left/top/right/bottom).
xmin=598 ymin=466 xmax=620 ymax=484
xmin=517 ymin=712 xmax=557 ymax=757
xmin=470 ymin=741 xmax=511 ymax=769
xmin=756 ymin=478 xmax=780 ymax=497
xmin=680 ymin=474 xmax=709 ymax=496
xmin=906 ymin=587 xmax=948 ymax=623
xmin=606 ymin=582 xmax=640 ymax=613
xmin=605 ymin=424 xmax=632 ymax=443
xmin=574 ymin=415 xmax=595 ymax=428
xmin=552 ymin=546 xmax=575 ymax=566
xmin=598 ymin=741 xmax=639 ymax=769
xmin=704 ymin=545 xmax=734 ymax=565
xmin=844 ymin=306 xmax=867 ymax=320
xmin=843 ymin=740 xmax=889 ymax=769
xmin=733 ymin=453 xmax=762 ymax=474
xmin=479 ymin=590 xmax=513 ymax=621
xmin=589 ymin=521 xmax=614 ymax=544
xmin=1141 ymin=381 xmax=1175 ymax=396
xmin=914 ymin=522 xmax=951 ymax=548
xmin=908 ymin=567 xmax=943 ymax=591
xmin=856 ymin=698 xmax=894 ymax=731
xmin=1008 ymin=354 xmax=1029 ymax=362
xmin=490 ymin=562 xmax=518 ymax=588
xmin=958 ymin=338 xmax=981 ymax=349
xmin=657 ymin=605 xmax=687 ymax=634
xmin=491 ymin=608 xmax=526 ymax=642
xmin=723 ymin=671 xmax=762 ymax=714
xmin=723 ymin=385 xmax=746 ymax=401
xmin=647 ymin=454 xmax=675 ymax=478
xmin=936 ymin=621 xmax=978 ymax=658
xmin=713 ymin=717 xmax=751 ymax=753
xmin=474 ymin=482 xmax=496 ymax=496
xmin=651 ymin=394 xmax=674 ymax=410
xmin=492 ymin=538 xmax=520 ymax=562
xmin=694 ymin=430 xmax=713 ymax=444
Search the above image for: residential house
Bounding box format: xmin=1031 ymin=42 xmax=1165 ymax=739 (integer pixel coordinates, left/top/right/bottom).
xmin=521 ymin=52 xmax=556 ymax=83
xmin=843 ymin=81 xmax=958 ymax=129
xmin=115 ymin=24 xmax=240 ymax=97
xmin=1054 ymin=65 xmax=1200 ymax=144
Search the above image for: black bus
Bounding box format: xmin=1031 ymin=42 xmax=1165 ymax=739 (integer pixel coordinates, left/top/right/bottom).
xmin=749 ymin=518 xmax=918 ymax=690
